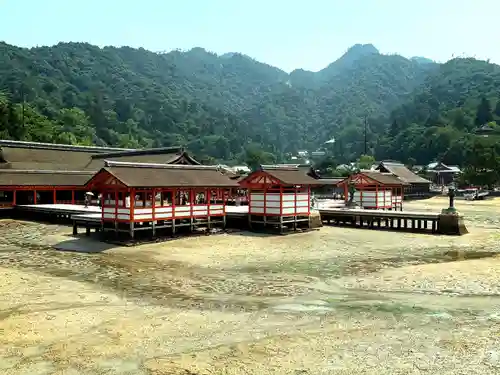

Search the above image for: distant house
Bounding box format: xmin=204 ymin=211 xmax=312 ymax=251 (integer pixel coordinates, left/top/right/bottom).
xmin=311 ymin=150 xmax=326 ymax=157
xmin=375 ymin=161 xmax=431 ymax=196
xmin=474 ymin=124 xmax=496 ymax=138
xmin=426 ymin=162 xmax=461 ymax=185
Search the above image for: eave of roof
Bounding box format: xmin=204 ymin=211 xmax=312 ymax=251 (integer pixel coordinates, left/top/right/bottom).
xmin=86 ymin=162 xmax=239 ymax=188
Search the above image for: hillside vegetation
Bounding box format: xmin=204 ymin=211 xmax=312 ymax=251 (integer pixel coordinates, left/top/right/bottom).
xmin=1 ymin=41 xmax=500 ymax=183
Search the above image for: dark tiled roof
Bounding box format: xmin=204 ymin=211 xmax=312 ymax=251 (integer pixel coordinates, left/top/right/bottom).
xmin=361 ymin=171 xmax=409 ymax=185
xmin=0 ymin=147 xmax=99 ymax=170
xmin=82 ymin=151 xmax=198 ymax=170
xmin=337 ymin=171 xmax=408 ymax=186
xmin=240 ymin=165 xmax=325 ymax=186
xmin=87 ymin=162 xmax=239 ymax=188
xmin=0 ymin=170 xmax=94 ymax=186
xmin=314 ymin=178 xmax=344 ymax=185
xmin=0 ymin=141 xmax=201 ymax=171
xmin=376 ymin=162 xmax=431 ymax=184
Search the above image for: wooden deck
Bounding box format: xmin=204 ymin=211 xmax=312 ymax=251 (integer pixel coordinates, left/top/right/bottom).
xmin=17 ymin=204 xmax=100 ymax=216
xmin=319 ymin=207 xmax=441 ymax=233
xmin=68 ymin=206 xmax=252 ymax=236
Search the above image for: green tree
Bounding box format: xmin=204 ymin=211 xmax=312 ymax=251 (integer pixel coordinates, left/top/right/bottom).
xmin=356 ymin=154 xmax=375 ymax=170
xmin=494 ymin=99 xmax=500 ymax=118
xmin=475 ymin=97 xmax=493 ymax=126
xmin=244 ymin=144 xmax=276 ymax=170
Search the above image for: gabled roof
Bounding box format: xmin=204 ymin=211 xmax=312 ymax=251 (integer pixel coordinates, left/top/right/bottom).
xmin=338 ymin=171 xmax=408 ymax=186
xmin=82 ymin=147 xmax=200 ymax=170
xmin=86 ymin=161 xmax=239 ymax=188
xmin=0 ymin=140 xmax=202 ymax=171
xmin=0 ymin=140 xmax=123 ymax=170
xmin=0 ymin=170 xmax=94 ymax=186
xmin=427 ymin=162 xmax=461 ymax=173
xmin=376 ymin=161 xmax=430 ymax=184
xmin=240 ymin=165 xmax=323 ymax=186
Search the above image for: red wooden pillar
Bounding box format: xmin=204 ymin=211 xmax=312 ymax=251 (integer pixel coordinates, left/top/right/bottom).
xmin=33 ymin=190 xmax=37 ymax=204
xmin=247 ymin=188 xmax=252 ymax=214
xmin=71 ymin=190 xmax=75 ymax=205
xmin=294 ymin=186 xmax=298 ymax=216
xmin=207 ymin=188 xmax=211 ymax=217
xmin=101 ymin=191 xmax=105 ymax=222
xmin=222 ymin=188 xmax=226 ymax=214
xmin=53 ymin=189 xmax=57 ymax=204
xmin=263 ymin=186 xmax=268 ymax=216
xmin=189 ymin=189 xmax=194 ymax=218
xmin=152 ymin=188 xmax=156 ymax=222
xmin=13 ymin=190 xmax=16 ymax=206
xmin=130 ymin=188 xmax=135 ymax=221
xmin=172 ymin=188 xmax=176 ymax=219
xmin=375 ymin=183 xmax=379 ymax=209
xmin=308 ymin=186 xmax=311 ymax=214
xmin=114 ymin=190 xmax=118 ymax=223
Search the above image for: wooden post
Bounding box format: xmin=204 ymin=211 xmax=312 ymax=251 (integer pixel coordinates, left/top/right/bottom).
xmin=129 ymin=189 xmax=135 ymax=239
xmin=189 ymin=189 xmax=194 ymax=232
xmin=114 ymin=189 xmax=119 ymax=235
xmin=206 ymin=188 xmax=211 ymax=230
xmin=293 ymin=186 xmax=298 ymax=231
xmin=151 ymin=188 xmax=156 ymax=237
xmin=247 ymin=188 xmax=252 ymax=229
xmin=71 ymin=190 xmax=75 ymax=205
xmin=13 ymin=190 xmax=16 ymax=206
xmin=222 ymin=188 xmax=227 ymax=229
xmin=172 ymin=189 xmax=176 ymax=235
xmin=53 ymin=189 xmax=56 ymax=204
xmin=33 ymin=190 xmax=37 ymax=204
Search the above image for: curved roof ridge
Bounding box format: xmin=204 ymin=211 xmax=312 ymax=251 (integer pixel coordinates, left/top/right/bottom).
xmin=90 ymin=146 xmax=185 ymax=159
xmin=103 ymin=160 xmax=217 ymax=170
xmin=0 ymin=139 xmax=129 ymax=153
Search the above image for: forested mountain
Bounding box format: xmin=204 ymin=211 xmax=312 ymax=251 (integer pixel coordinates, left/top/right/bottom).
xmin=1 ymin=40 xmax=499 ymax=181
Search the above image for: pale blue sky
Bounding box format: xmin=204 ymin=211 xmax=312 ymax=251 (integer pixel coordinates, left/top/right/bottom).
xmin=1 ymin=0 xmax=498 ymax=72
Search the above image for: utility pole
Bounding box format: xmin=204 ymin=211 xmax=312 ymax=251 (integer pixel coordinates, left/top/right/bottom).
xmin=21 ymin=86 xmax=25 ymax=130
xmin=364 ymin=116 xmax=368 ymax=155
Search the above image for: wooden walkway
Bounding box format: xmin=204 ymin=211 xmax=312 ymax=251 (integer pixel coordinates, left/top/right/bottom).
xmin=17 ymin=204 xmax=100 ymax=217
xmin=319 ymin=208 xmax=440 ymax=233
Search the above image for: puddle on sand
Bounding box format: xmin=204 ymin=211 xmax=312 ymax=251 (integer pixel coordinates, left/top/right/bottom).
xmin=272 ymin=303 xmax=333 ymax=313
xmin=433 ymin=250 xmax=498 ymax=262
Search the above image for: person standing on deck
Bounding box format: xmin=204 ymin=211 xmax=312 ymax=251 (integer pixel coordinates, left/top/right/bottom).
xmin=311 ymin=193 xmax=317 ymax=209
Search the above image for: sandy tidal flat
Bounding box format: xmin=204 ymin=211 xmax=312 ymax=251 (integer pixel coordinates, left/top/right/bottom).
xmin=0 ymin=197 xmax=499 ymax=374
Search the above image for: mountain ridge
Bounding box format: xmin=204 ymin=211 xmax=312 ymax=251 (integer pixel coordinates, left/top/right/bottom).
xmin=0 ymin=40 xmax=499 ymax=172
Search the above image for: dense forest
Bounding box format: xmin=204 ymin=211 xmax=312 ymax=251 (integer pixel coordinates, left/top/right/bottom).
xmin=1 ymin=41 xmax=500 ymax=183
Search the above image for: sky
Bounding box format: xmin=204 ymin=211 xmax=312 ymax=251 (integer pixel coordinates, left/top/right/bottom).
xmin=1 ymin=0 xmax=498 ymax=72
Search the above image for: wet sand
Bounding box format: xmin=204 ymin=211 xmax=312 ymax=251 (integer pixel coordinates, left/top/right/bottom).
xmin=0 ymin=197 xmax=499 ymax=374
